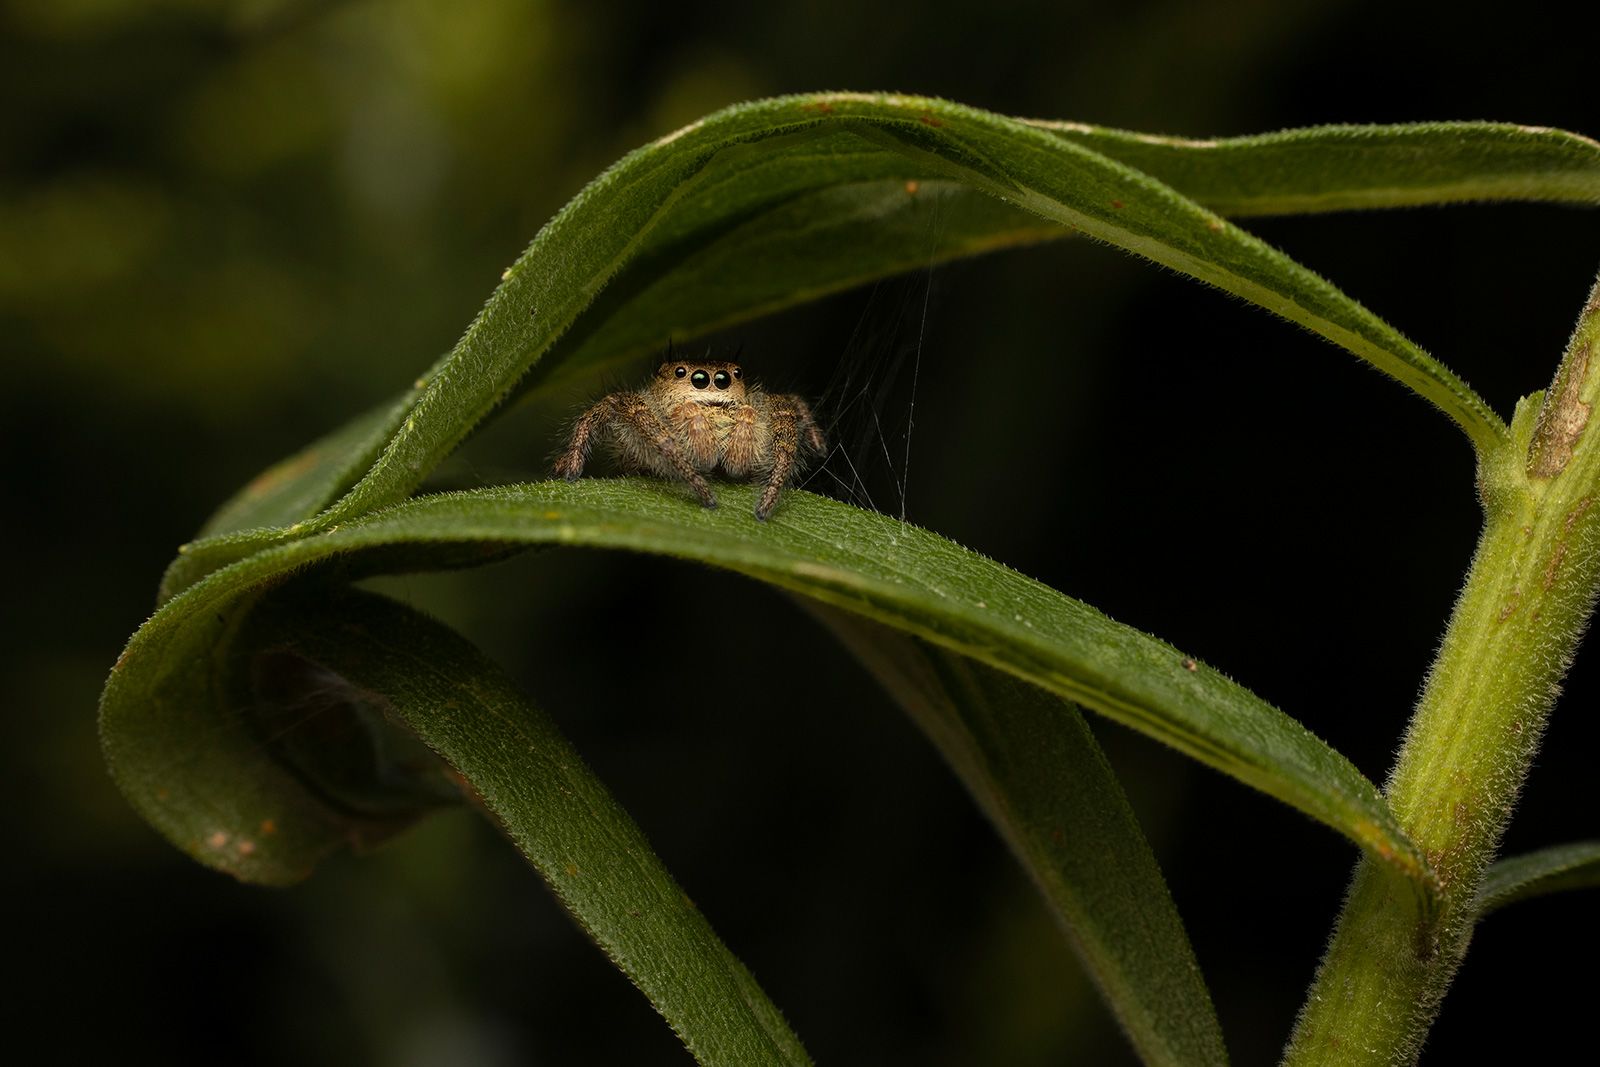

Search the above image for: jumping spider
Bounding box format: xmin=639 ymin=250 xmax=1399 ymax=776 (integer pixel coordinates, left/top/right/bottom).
xmin=553 ymin=359 xmax=826 ymax=520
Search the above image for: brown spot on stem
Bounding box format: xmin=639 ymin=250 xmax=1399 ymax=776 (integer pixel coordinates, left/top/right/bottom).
xmin=1181 ymin=657 xmax=1198 ymax=671
xmin=1529 ymin=341 xmax=1593 ymax=478
xmin=207 ymin=831 xmax=229 ymax=849
xmin=1110 ymin=198 xmax=1126 ymax=209
xmin=918 ymin=112 xmax=944 ymax=127
xmin=1543 ymin=497 xmax=1593 ymax=590
xmin=260 ymin=819 xmax=277 ymax=835
xmin=804 ymin=101 xmax=836 ymax=114
xmin=1544 ymin=542 xmax=1569 ymax=590
xmin=1497 ymin=587 xmax=1521 ymax=621
xmin=904 ymin=180 xmax=920 ymax=196
xmin=1424 ymin=848 xmax=1451 ymax=893
xmin=1413 ymin=924 xmax=1439 ymax=963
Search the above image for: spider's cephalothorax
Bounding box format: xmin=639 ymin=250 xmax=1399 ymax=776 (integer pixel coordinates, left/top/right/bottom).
xmin=553 ymin=359 xmax=826 ymax=520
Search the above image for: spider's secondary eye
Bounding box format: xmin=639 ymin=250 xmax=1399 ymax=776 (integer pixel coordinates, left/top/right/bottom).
xmin=713 ymin=371 xmax=730 ymax=389
xmin=674 ymin=366 xmax=687 ymax=378
xmin=691 ymin=370 xmax=710 ymax=389
xmin=732 ymin=367 xmax=742 ymax=380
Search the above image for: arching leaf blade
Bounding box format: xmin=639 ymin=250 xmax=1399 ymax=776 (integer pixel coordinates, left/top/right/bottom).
xmin=1477 ymin=841 xmax=1600 ymax=916
xmin=814 ymin=606 xmax=1227 ymax=1067
xmin=106 ymin=480 xmax=1433 ymax=897
xmin=184 ymin=116 xmax=1600 ymax=551
xmin=164 ymin=96 xmax=1554 ymax=599
xmin=324 ymin=94 xmax=1509 ymax=506
xmin=1037 ymin=120 xmax=1600 ymax=216
xmin=238 ymin=587 xmax=812 ymax=1067
xmin=185 ymin=114 xmax=1600 ymax=558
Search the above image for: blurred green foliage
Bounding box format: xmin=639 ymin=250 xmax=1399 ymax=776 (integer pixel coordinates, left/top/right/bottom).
xmin=8 ymin=1 xmax=1600 ymax=1064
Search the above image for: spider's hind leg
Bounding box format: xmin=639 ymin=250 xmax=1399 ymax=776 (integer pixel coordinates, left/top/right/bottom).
xmin=794 ymin=397 xmax=826 ymax=455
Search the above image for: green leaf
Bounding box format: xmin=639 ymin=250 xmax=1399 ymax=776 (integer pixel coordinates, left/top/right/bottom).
xmin=812 ymin=607 xmax=1226 ymax=1067
xmin=1476 ymin=841 xmax=1600 ymax=916
xmin=238 ymin=587 xmax=811 ymax=1067
xmin=105 ymin=480 xmax=1432 ymax=894
xmin=100 ymin=583 xmax=434 ymax=884
xmin=194 ymin=397 xmax=413 ymax=539
xmin=1037 ymin=120 xmax=1600 ymax=216
xmin=159 ymin=98 xmax=1600 ymax=598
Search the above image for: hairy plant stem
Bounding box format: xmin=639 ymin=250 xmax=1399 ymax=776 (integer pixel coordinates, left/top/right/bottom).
xmin=1284 ymin=271 xmax=1600 ymax=1066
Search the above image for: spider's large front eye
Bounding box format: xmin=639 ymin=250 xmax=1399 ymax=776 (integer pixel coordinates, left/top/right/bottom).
xmin=674 ymin=366 xmax=687 ymax=378
xmin=690 ymin=370 xmax=710 ymax=389
xmin=713 ymin=371 xmax=730 ymax=389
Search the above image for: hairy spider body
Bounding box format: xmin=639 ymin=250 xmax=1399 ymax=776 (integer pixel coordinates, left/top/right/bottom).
xmin=553 ymin=359 xmax=825 ymax=520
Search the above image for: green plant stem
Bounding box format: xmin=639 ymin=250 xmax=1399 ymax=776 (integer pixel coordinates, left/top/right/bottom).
xmin=1285 ymin=271 xmax=1600 ymax=1065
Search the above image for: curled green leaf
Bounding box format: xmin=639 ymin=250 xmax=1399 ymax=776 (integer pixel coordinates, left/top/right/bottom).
xmin=106 ymin=479 xmax=1433 ymax=895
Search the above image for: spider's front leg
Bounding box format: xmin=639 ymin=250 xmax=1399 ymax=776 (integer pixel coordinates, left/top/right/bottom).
xmin=755 ymin=395 xmax=826 ymax=521
xmin=554 ymin=393 xmax=718 ymax=509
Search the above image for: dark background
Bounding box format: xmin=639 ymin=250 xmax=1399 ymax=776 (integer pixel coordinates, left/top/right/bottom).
xmin=6 ymin=1 xmax=1599 ymax=1064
